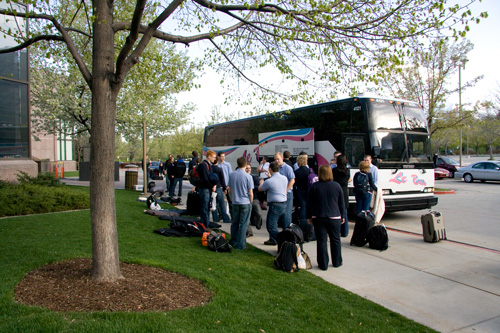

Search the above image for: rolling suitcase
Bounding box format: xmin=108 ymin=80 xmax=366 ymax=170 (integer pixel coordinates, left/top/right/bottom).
xmin=186 ymin=192 xmax=201 ymax=216
xmin=421 ymin=210 xmax=446 ymax=243
xmin=350 ymin=211 xmax=375 ymax=247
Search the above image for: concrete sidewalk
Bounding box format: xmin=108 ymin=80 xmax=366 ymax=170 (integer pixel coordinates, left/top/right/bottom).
xmin=64 ymin=176 xmax=500 ymax=332
xmin=217 ymin=220 xmax=500 ymax=332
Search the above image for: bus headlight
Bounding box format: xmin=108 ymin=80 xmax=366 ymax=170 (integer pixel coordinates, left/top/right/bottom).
xmin=382 ymin=189 xmax=391 ymax=195
xmin=423 ymin=187 xmax=434 ymax=193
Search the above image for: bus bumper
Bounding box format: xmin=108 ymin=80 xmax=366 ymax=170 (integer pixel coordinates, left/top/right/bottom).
xmin=383 ymin=195 xmax=438 ymax=212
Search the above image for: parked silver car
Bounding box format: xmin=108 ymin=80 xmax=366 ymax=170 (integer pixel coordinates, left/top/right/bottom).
xmin=455 ymin=161 xmax=500 ymax=183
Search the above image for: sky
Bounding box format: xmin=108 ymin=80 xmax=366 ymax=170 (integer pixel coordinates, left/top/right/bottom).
xmin=176 ymin=0 xmax=500 ymax=127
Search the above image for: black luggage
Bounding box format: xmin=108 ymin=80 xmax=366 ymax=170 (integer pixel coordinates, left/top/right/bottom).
xmin=250 ymin=202 xmax=263 ymax=230
xmin=350 ymin=211 xmax=375 ymax=247
xmin=276 ymin=224 xmax=304 ymax=252
xmin=421 ymin=211 xmax=446 ymax=242
xmin=206 ymin=231 xmax=232 ymax=252
xmin=367 ymin=224 xmax=389 ymax=251
xmin=274 ymin=241 xmax=300 ymax=272
xmin=187 ymin=192 xmax=201 ymax=216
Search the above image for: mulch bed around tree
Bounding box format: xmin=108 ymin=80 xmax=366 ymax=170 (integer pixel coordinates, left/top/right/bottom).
xmin=15 ymin=258 xmax=212 ymax=312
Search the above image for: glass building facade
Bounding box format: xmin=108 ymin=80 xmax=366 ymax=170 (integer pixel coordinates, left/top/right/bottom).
xmin=0 ymin=1 xmax=30 ymax=159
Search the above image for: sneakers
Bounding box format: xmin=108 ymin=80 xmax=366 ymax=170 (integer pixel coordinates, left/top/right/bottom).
xmin=264 ymin=240 xmax=277 ymax=246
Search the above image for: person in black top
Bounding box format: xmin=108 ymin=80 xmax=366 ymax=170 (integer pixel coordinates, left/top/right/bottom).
xmin=197 ymin=150 xmax=217 ymax=228
xmin=307 ymin=165 xmax=345 ymax=270
xmin=283 ymin=150 xmax=294 ymax=168
xmin=169 ymin=155 xmax=186 ymax=197
xmin=189 ymin=151 xmax=198 ymax=173
xmin=331 ymin=154 xmax=350 ymax=237
xmin=294 ymin=154 xmax=314 ymax=241
xmin=353 ymin=161 xmax=377 ymax=214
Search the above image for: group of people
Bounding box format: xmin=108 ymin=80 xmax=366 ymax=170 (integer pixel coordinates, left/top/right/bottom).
xmin=189 ymin=149 xmax=380 ymax=271
xmin=149 ymin=154 xmax=187 ymax=197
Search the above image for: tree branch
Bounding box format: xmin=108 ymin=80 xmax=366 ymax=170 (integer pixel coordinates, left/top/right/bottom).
xmin=116 ymin=0 xmax=147 ymax=72
xmin=209 ymin=38 xmax=287 ymax=97
xmin=115 ymin=0 xmax=184 ymax=84
xmin=0 ymin=9 xmax=92 ymax=87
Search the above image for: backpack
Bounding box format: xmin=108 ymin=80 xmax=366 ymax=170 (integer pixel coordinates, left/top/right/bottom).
xmin=173 ymin=161 xmax=186 ymax=178
xmin=208 ymin=172 xmax=219 ymax=186
xmin=146 ymin=193 xmax=161 ymax=210
xmin=276 ymin=223 xmax=305 ymax=252
xmin=206 ymin=231 xmax=232 ymax=252
xmin=353 ymin=172 xmax=369 ymax=195
xmin=307 ymin=172 xmax=318 ymax=190
xmin=274 ymin=241 xmax=300 ymax=272
xmin=189 ymin=166 xmax=200 ymax=185
xmin=367 ymin=224 xmax=389 ymax=251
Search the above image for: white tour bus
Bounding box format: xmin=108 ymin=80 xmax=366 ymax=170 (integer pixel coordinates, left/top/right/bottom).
xmin=203 ymin=95 xmax=438 ymax=212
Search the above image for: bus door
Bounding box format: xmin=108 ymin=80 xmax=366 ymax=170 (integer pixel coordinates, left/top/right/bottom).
xmin=343 ymin=134 xmax=366 ymax=168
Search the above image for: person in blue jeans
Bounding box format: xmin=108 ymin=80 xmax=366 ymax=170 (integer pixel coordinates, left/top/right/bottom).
xmin=169 ymin=155 xmax=186 ymax=197
xmin=353 ymin=161 xmax=377 ymax=214
xmin=197 ymin=150 xmax=217 ymax=228
xmin=227 ymin=157 xmax=254 ymax=250
xmin=259 ymin=161 xmax=288 ymax=245
xmin=211 ymin=161 xmax=231 ymax=223
xmin=274 ymin=152 xmax=295 ymax=230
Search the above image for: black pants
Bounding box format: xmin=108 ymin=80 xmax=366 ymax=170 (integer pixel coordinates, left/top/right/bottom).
xmin=312 ymin=217 xmax=342 ymax=270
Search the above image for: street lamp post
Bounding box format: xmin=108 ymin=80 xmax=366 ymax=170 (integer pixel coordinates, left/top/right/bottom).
xmin=459 ymin=64 xmax=463 ymax=167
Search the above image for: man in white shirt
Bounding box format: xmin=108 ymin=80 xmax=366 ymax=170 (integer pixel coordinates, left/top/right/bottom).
xmin=257 ymin=156 xmax=270 ymax=179
xmin=217 ymin=151 xmax=233 ymax=217
xmin=364 ymin=155 xmax=379 ymax=186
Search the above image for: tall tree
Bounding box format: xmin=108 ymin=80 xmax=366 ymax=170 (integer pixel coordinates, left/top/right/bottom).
xmin=0 ymin=0 xmax=485 ymax=282
xmin=380 ymin=37 xmax=483 ymax=135
xmin=474 ymin=101 xmax=500 ymax=159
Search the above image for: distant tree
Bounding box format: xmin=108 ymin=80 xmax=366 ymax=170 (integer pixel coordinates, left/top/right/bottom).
xmin=380 ymin=38 xmax=482 ymax=135
xmin=474 ymin=101 xmax=500 ymax=159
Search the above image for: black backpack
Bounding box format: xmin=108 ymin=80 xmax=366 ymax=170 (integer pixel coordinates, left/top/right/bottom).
xmin=367 ymin=224 xmax=389 ymax=251
xmin=353 ymin=172 xmax=369 ymax=195
xmin=206 ymin=231 xmax=232 ymax=252
xmin=173 ymin=161 xmax=186 ymax=178
xmin=274 ymin=241 xmax=300 ymax=272
xmin=189 ymin=167 xmax=200 ymax=186
xmin=208 ymin=172 xmax=219 ymax=186
xmin=276 ymin=223 xmax=304 ymax=252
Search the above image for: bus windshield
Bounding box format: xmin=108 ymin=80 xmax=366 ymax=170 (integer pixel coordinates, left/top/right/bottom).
xmin=373 ymin=132 xmax=430 ymax=163
xmin=368 ymin=101 xmax=428 ymax=132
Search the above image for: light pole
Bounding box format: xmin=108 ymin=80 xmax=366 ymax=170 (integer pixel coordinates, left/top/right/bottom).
xmin=458 ymin=64 xmax=463 ymax=167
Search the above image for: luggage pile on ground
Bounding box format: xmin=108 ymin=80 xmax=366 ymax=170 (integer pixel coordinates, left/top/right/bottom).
xmin=274 ymin=224 xmax=312 ymax=272
xmin=350 ymin=211 xmax=389 ymax=251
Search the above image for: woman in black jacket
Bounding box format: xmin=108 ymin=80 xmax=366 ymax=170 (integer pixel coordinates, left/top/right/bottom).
xmin=306 ymin=165 xmax=345 ymax=270
xmin=331 ymin=154 xmax=350 ymax=237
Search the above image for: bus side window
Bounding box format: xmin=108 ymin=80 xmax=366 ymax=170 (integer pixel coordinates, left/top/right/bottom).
xmin=344 ymin=136 xmax=365 ymax=168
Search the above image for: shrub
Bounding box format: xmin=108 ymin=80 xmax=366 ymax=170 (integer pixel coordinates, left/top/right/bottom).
xmin=0 ymin=184 xmax=90 ymax=217
xmin=16 ymin=171 xmax=64 ymax=187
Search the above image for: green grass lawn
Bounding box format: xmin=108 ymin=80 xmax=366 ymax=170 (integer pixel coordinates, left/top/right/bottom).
xmin=0 ymin=187 xmax=433 ymax=332
xmin=63 ymin=170 xmax=79 ymax=178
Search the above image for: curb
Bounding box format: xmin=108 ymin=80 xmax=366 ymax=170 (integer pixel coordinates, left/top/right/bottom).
xmin=435 ymin=190 xmax=455 ymax=194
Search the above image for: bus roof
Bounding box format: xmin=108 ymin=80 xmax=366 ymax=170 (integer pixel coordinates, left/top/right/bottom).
xmin=205 ymin=95 xmax=422 ymax=128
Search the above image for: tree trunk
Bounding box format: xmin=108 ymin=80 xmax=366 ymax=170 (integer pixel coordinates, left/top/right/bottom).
xmin=90 ymin=0 xmax=122 ymax=282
